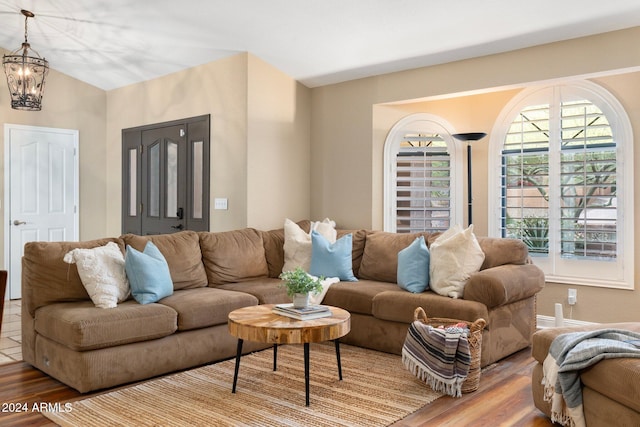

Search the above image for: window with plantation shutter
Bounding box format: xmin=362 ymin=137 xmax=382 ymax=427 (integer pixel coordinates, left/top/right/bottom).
xmin=384 ymin=113 xmax=462 ymax=233
xmin=491 ymin=82 xmax=633 ymax=289
xmin=559 ymin=100 xmax=616 ymax=259
xmin=396 ymin=134 xmax=451 ymax=233
xmin=502 ymin=104 xmax=550 ymax=254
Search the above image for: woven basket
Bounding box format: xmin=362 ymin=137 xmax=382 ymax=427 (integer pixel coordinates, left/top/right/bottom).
xmin=413 ymin=307 xmax=486 ymax=393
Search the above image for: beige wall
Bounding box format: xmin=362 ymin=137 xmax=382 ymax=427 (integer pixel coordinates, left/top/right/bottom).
xmin=1 ymin=50 xmax=309 ymax=272
xmin=371 ymin=90 xmax=521 ymax=235
xmin=311 ymin=78 xmax=376 ymax=229
xmin=247 ymin=55 xmax=311 ymax=229
xmin=5 ymin=26 xmax=640 ymax=321
xmin=310 ymin=27 xmax=640 ymax=323
xmin=0 ymin=49 xmax=107 ymax=268
xmin=106 ymin=54 xmax=249 ymax=233
xmin=106 ymin=53 xmax=311 ymax=234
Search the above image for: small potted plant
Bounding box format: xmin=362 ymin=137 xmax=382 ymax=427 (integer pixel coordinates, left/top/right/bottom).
xmin=279 ymin=267 xmax=324 ymax=308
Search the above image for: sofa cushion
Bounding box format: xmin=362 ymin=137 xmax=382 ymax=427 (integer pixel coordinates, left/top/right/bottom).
xmin=122 ymin=231 xmax=207 ymax=290
xmin=309 ymin=231 xmax=357 ymax=281
xmin=158 ymin=288 xmax=258 ymax=331
xmin=23 ymin=238 xmax=125 ymax=316
xmin=359 ymin=231 xmax=430 ymax=283
xmin=397 ymin=236 xmax=430 ymax=293
xmin=322 ymin=280 xmax=398 ymax=315
xmin=62 ymin=242 xmax=130 ymax=309
xmin=372 ymin=290 xmax=489 ymax=324
xmin=34 ymin=300 xmax=177 ymax=351
xmin=200 ymin=228 xmax=270 ymax=285
xmin=262 ymin=228 xmax=286 ymax=278
xmin=581 ymin=358 xmax=640 ymax=414
xmin=125 ymin=241 xmax=174 ymax=304
xmin=217 ymin=278 xmax=289 ymax=305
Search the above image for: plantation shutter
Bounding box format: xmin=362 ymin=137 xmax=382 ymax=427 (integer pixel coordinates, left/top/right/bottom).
xmin=501 ymin=104 xmax=550 ymax=253
xmin=559 ymin=100 xmax=617 ymax=259
xmin=395 ymin=134 xmax=451 ymax=233
xmin=501 ymin=100 xmax=617 ymax=259
xmin=493 ymin=82 xmax=631 ymax=288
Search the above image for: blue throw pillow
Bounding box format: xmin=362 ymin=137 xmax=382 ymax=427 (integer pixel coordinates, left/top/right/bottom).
xmin=309 ymin=231 xmax=357 ymax=282
xmin=397 ymin=236 xmax=430 ymax=293
xmin=125 ymin=241 xmax=174 ymax=304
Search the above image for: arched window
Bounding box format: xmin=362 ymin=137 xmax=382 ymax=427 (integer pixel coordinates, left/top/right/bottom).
xmin=488 ymin=81 xmax=634 ymax=288
xmin=384 ymin=113 xmax=463 ymax=233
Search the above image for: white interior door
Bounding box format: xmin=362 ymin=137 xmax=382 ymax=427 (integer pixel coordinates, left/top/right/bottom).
xmin=4 ymin=124 xmax=79 ymax=299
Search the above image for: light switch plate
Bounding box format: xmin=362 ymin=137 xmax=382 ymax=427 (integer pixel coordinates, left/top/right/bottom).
xmin=214 ymin=198 xmax=228 ymax=210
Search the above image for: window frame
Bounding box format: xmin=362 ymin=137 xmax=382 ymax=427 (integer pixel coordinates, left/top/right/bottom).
xmin=383 ymin=113 xmax=463 ymax=232
xmin=488 ymin=81 xmax=634 ymax=289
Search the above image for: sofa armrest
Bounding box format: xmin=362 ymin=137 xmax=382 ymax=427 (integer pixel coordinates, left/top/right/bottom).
xmin=477 ymin=237 xmax=529 ymax=270
xmin=463 ymin=264 xmax=545 ymax=308
xmin=531 ymin=322 xmax=640 ymax=363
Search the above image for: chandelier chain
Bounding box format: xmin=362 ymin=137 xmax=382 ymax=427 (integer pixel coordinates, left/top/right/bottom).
xmin=24 ymin=14 xmax=29 ymax=44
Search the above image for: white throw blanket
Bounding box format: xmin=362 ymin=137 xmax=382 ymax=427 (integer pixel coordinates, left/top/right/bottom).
xmin=542 ymin=329 xmax=640 ymax=427
xmin=308 ymin=275 xmax=340 ymax=305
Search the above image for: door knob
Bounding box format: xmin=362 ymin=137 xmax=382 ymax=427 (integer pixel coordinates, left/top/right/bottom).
xmin=171 ymin=224 xmax=184 ymax=230
xmin=13 ymin=220 xmax=26 ymax=226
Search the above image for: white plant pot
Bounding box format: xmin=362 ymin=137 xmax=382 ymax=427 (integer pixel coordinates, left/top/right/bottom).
xmin=292 ymin=293 xmax=309 ymax=308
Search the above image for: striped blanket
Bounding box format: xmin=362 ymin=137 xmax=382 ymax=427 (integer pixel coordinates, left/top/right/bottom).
xmin=543 ymin=329 xmax=640 ymax=427
xmin=402 ymin=321 xmax=471 ymax=397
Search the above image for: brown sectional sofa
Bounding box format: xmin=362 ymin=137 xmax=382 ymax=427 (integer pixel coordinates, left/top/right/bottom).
xmin=531 ymin=323 xmax=640 ymax=425
xmin=22 ymin=221 xmax=545 ymax=393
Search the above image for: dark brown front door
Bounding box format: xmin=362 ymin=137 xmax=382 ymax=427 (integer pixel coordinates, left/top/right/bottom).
xmin=122 ymin=115 xmax=210 ymax=235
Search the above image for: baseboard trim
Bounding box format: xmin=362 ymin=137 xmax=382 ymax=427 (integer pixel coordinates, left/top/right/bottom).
xmin=536 ymin=315 xmax=596 ymax=329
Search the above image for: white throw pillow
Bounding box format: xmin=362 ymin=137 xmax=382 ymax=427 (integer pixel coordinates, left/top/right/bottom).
xmin=429 ymin=224 xmax=485 ymax=299
xmin=63 ymin=242 xmax=130 ymax=308
xmin=310 ymin=217 xmax=337 ymax=243
xmin=282 ymin=218 xmax=336 ymax=273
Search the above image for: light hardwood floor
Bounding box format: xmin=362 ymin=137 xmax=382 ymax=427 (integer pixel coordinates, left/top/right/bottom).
xmin=0 ymin=300 xmax=22 ymax=364
xmin=0 ymin=348 xmax=554 ymax=426
xmin=0 ymin=300 xmax=553 ymax=426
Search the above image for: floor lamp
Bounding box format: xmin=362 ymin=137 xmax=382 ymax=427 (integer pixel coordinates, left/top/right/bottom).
xmin=452 ymin=132 xmax=487 ymax=226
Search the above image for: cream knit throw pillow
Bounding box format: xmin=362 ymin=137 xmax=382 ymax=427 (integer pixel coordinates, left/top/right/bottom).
xmin=64 ymin=242 xmax=130 ymax=308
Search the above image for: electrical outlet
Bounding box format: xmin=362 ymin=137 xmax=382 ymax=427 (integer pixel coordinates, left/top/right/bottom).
xmin=568 ymin=288 xmax=577 ymax=305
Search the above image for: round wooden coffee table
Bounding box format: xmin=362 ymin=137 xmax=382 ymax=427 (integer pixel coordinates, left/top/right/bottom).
xmin=228 ymin=304 xmax=350 ymax=406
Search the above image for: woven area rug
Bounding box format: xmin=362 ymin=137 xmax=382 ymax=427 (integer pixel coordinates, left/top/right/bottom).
xmin=44 ymin=343 xmax=443 ymax=426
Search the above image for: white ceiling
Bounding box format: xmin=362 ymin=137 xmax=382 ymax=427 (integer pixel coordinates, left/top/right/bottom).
xmin=2 ymin=0 xmax=640 ymax=91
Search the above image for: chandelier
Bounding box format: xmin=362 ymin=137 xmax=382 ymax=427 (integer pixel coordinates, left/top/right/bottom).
xmin=2 ymin=9 xmax=49 ymax=111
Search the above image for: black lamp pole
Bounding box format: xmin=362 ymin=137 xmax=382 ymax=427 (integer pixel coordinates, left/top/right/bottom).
xmin=452 ymin=132 xmax=487 ymax=226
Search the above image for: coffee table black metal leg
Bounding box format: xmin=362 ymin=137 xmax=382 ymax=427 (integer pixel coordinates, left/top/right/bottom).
xmin=334 ymin=339 xmax=343 ymax=380
xmin=232 ymin=338 xmax=243 ymax=393
xmin=273 ymin=344 xmax=278 ymax=371
xmin=304 ymin=342 xmax=310 ymax=406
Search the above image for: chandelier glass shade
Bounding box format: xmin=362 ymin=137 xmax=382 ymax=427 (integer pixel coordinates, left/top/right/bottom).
xmin=2 ymin=10 xmax=49 ymax=111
